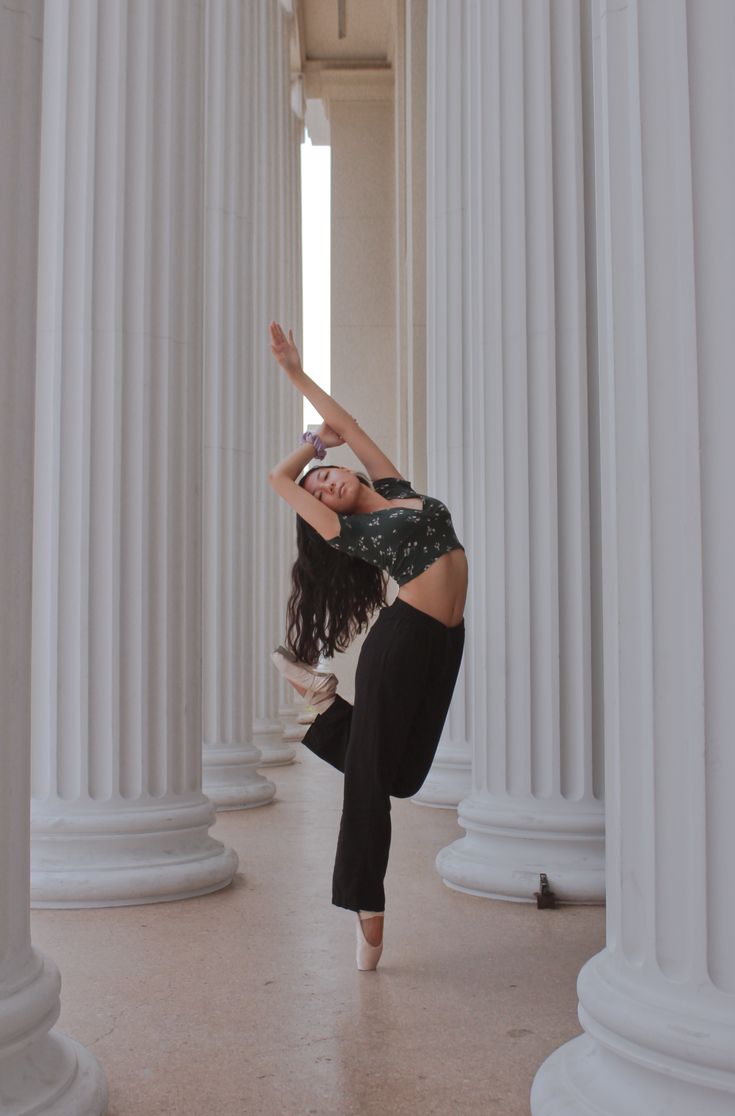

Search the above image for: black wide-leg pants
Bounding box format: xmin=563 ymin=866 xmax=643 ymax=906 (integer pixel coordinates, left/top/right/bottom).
xmin=301 ymin=597 xmax=465 ymax=912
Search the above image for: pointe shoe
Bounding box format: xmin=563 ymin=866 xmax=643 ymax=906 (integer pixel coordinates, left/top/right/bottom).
xmin=270 ymin=646 xmax=337 ymax=714
xmin=356 ymin=912 xmax=384 ymax=971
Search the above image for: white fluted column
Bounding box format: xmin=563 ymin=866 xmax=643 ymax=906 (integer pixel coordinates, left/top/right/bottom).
xmin=533 ymin=2 xmax=735 ymax=1110
xmin=251 ymin=0 xmax=302 ymax=767
xmin=30 ymin=0 xmax=238 ymax=907
xmin=277 ymin=80 xmax=310 ymax=749
xmin=0 ymin=1 xmax=107 ymax=1108
xmin=430 ymin=0 xmax=605 ymax=902
xmin=201 ymin=0 xmax=275 ymax=809
xmin=277 ymin=73 xmax=310 ymax=747
xmin=276 ymin=69 xmax=310 ymax=749
xmin=412 ymin=0 xmax=470 ymax=809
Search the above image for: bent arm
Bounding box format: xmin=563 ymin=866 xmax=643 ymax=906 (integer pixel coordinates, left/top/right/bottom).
xmin=268 ymin=442 xmax=340 ymax=540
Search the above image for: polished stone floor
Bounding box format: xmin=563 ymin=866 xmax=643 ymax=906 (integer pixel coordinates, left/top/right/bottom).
xmin=31 ymin=744 xmax=605 ymax=1115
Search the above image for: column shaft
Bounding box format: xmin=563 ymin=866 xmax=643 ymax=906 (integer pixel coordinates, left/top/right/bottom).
xmin=31 ymin=0 xmax=238 ymax=907
xmin=410 ymin=0 xmax=468 ymax=807
xmin=277 ymin=75 xmax=309 ymax=744
xmin=201 ymin=0 xmax=276 ymax=808
xmin=0 ymin=1 xmax=107 ymax=1109
xmin=533 ymin=1 xmax=735 ymax=1110
xmin=430 ymin=0 xmax=605 ymax=902
xmin=251 ymin=0 xmax=302 ymax=766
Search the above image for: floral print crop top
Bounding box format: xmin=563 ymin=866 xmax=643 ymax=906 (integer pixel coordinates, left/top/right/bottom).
xmin=325 ymin=477 xmax=465 ymax=586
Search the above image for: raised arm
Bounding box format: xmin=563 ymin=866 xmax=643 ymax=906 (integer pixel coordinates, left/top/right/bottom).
xmin=269 ymin=321 xmax=405 ymax=482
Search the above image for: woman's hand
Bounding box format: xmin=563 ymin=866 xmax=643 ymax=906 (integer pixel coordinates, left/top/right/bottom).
xmin=269 ymin=321 xmax=303 ymax=377
xmin=315 ymin=421 xmax=346 ymax=449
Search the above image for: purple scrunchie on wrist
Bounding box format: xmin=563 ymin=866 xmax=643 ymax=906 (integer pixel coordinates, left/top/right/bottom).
xmin=299 ymin=430 xmax=327 ymax=460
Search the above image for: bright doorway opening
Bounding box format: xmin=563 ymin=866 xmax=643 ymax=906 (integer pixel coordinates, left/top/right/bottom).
xmin=300 ymin=132 xmax=331 ymax=429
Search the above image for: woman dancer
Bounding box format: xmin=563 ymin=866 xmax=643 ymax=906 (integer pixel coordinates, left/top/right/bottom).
xmin=267 ymin=321 xmax=467 ymax=970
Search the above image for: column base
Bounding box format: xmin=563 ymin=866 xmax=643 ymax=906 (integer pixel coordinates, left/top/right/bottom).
xmin=531 ymin=1034 xmax=735 ymax=1116
xmin=278 ymin=702 xmax=310 ymax=742
xmin=435 ymin=792 xmax=605 ymax=903
xmin=30 ymin=795 xmax=239 ymax=908
xmin=0 ymin=950 xmax=107 ymax=1115
xmin=410 ymin=744 xmax=472 ymax=808
xmin=202 ymin=743 xmax=276 ymax=810
xmin=253 ymin=721 xmax=297 ymax=766
xmin=532 ymin=949 xmax=735 ymax=1114
xmin=282 ymin=720 xmax=308 ymax=743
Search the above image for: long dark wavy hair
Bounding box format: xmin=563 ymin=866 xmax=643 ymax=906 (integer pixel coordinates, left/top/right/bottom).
xmin=284 ymin=466 xmax=387 ymax=664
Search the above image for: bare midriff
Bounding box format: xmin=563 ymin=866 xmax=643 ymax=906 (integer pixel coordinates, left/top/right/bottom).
xmin=397 ymin=548 xmax=468 ymax=628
